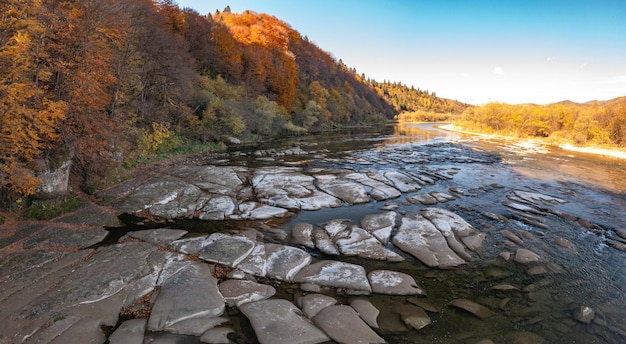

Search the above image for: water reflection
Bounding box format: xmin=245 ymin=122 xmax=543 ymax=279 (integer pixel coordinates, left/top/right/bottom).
xmin=389 ymin=122 xmax=626 ymax=194
xmin=381 ymin=122 xmax=461 ymax=146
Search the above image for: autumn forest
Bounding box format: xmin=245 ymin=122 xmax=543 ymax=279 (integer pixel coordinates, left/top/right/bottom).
xmin=1 ymin=0 xmax=463 ymax=201
xmin=1 ymin=0 xmax=624 ymax=205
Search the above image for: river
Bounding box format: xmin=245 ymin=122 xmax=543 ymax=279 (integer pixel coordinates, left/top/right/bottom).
xmin=129 ymin=122 xmax=626 ymax=343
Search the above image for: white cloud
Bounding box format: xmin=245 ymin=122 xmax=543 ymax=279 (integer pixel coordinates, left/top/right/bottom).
xmin=492 ymin=66 xmax=504 ymax=75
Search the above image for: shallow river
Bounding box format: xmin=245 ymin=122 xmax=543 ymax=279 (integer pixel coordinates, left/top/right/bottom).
xmin=131 ymin=123 xmax=626 ymax=343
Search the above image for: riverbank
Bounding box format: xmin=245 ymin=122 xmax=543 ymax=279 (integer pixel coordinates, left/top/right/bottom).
xmin=439 ymin=124 xmax=626 ymax=160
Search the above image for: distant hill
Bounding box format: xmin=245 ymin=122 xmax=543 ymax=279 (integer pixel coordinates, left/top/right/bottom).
xmin=456 ymin=96 xmax=626 ymax=146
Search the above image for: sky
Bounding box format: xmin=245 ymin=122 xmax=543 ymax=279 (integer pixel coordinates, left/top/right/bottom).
xmin=175 ymin=0 xmax=626 ymax=105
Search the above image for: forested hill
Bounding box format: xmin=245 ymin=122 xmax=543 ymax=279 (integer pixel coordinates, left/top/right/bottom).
xmin=369 ymin=81 xmax=469 ymax=114
xmin=456 ymin=97 xmax=626 ymax=146
xmin=0 ymin=0 xmax=465 ymax=200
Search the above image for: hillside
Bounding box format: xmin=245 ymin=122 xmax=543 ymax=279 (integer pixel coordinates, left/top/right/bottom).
xmin=455 ymin=97 xmax=626 ymax=146
xmin=0 ymin=0 xmax=467 ymax=201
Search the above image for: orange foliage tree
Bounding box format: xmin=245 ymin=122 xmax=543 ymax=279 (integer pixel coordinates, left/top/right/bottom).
xmin=0 ymin=0 xmax=66 ymax=197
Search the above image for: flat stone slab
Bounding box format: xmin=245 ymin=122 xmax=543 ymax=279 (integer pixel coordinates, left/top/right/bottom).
xmin=148 ymin=262 xmax=225 ymax=332
xmin=128 ymin=228 xmax=188 ymax=245
xmin=297 ymin=293 xmax=337 ymax=318
xmin=218 ymin=280 xmax=276 ymax=307
xmin=109 ymin=318 xmax=146 ymax=344
xmin=294 ymin=260 xmax=372 ymax=293
xmin=345 ymin=172 xmax=401 ymax=200
xmin=237 ymin=243 xmax=311 ymax=281
xmin=239 ymin=299 xmax=330 ymax=344
xmin=335 ymin=226 xmax=404 ymax=261
xmin=313 ymin=305 xmax=385 ymax=344
xmin=393 ymin=214 xmax=465 ymax=268
xmin=263 ymin=243 xmax=311 ymax=281
xmin=421 ymin=208 xmax=474 ymax=259
xmin=396 ymin=304 xmax=432 ymax=331
xmin=350 ymin=298 xmax=380 ymax=328
xmin=252 ymin=167 xmax=342 ymax=210
xmin=368 ymin=270 xmax=424 ymax=295
xmin=316 ymin=174 xmax=371 ymax=204
xmin=198 ymin=195 xmax=236 ymax=220
xmin=384 ymin=171 xmax=421 ymax=192
xmin=199 ymin=233 xmax=255 ymax=267
xmin=290 ymin=222 xmax=315 ymax=249
xmin=166 ymin=165 xmax=244 ymax=195
xmin=22 ymin=225 xmax=109 ymax=250
xmin=361 ymin=211 xmax=397 ymax=244
xmin=232 ymin=202 xmax=289 ymax=220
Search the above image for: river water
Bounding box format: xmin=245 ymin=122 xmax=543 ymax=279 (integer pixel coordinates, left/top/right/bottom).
xmin=142 ymin=123 xmax=626 ymax=343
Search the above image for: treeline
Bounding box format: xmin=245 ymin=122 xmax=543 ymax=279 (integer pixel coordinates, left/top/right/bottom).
xmin=455 ymin=97 xmax=626 ymax=146
xmin=370 ymin=81 xmax=469 ymax=114
xmin=1 ymin=0 xmax=399 ymax=200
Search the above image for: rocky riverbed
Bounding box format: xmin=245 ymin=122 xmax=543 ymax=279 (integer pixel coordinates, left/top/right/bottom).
xmin=1 ymin=125 xmax=625 ymax=343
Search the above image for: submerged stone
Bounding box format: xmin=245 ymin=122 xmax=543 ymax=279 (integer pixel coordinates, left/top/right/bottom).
xmin=313 ymin=305 xmax=386 ymax=344
xmin=450 ymin=299 xmax=495 ymax=319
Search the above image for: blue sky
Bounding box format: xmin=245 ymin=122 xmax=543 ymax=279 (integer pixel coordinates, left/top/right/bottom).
xmin=176 ymin=0 xmax=626 ymax=105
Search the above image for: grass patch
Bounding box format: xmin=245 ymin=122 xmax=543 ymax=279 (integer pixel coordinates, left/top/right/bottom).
xmin=25 ymin=195 xmax=85 ymax=220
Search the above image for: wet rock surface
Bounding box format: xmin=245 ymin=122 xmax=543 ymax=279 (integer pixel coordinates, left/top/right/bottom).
xmin=1 ymin=125 xmax=625 ymax=343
